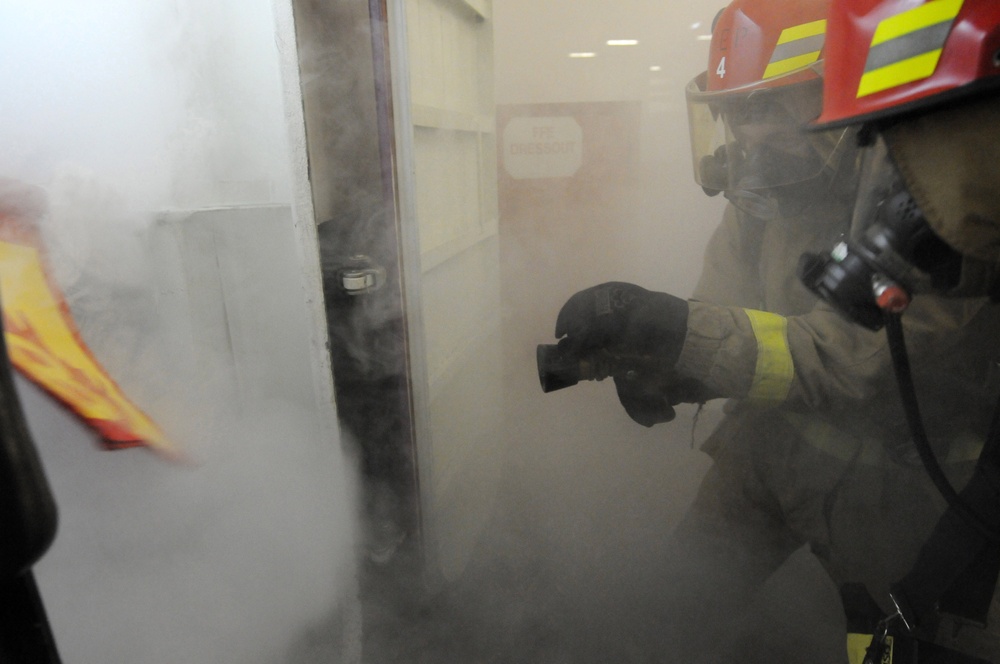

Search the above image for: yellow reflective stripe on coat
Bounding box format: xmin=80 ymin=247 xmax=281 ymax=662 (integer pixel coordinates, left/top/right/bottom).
xmin=857 ymin=0 xmax=964 ymax=98
xmin=847 ymin=633 xmax=893 ymax=663
xmin=744 ymin=309 xmax=793 ymax=402
xmin=762 ymin=19 xmax=826 ymax=80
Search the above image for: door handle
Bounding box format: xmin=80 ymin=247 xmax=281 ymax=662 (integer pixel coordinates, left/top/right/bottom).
xmin=337 ymin=256 xmax=386 ymax=296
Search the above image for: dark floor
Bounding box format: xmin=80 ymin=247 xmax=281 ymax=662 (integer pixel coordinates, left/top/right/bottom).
xmin=355 ymin=533 xmax=850 ymax=663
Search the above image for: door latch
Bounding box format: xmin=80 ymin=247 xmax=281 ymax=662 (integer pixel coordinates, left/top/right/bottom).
xmin=338 ymin=256 xmax=386 ymax=296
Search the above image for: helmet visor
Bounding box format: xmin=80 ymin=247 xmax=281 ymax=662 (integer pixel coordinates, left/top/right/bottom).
xmin=687 ymin=72 xmax=846 ymax=193
xmin=849 ymin=135 xmax=898 ymax=240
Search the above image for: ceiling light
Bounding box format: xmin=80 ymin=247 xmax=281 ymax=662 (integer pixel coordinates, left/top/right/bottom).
xmin=569 ymin=52 xmax=597 ymax=58
xmin=606 ymin=39 xmax=638 ymax=46
xmin=650 ymin=66 xmax=662 ymax=72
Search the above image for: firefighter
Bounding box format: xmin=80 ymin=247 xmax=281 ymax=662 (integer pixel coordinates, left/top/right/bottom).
xmin=544 ymin=0 xmax=1000 ymax=660
xmin=796 ymin=2 xmax=1000 ymax=660
xmin=800 ymin=0 xmax=1000 ymax=320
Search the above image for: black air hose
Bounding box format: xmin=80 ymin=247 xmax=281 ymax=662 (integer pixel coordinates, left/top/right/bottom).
xmin=884 ymin=312 xmax=1000 ymax=541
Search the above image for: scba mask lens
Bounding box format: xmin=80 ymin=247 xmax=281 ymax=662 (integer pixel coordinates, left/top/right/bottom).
xmin=688 ymin=75 xmax=848 ymax=214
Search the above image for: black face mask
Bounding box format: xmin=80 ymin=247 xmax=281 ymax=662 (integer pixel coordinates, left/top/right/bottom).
xmin=797 ymin=136 xmax=962 ymax=330
xmin=734 ymin=142 xmax=827 ymax=192
xmin=701 ymin=142 xmax=830 ymax=221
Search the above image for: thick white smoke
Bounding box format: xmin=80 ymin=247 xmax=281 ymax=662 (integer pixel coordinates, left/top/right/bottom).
xmin=0 ymin=0 xmax=861 ymax=661
xmin=1 ymin=1 xmax=360 ymax=663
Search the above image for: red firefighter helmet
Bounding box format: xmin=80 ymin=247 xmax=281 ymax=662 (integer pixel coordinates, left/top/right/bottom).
xmin=815 ymin=0 xmax=1000 ymax=128
xmin=705 ymin=0 xmax=830 ymax=94
xmin=687 ymin=0 xmax=846 ymax=206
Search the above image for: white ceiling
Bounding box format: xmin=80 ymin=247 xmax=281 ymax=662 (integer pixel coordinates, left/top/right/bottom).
xmin=494 ymin=0 xmax=723 ymax=104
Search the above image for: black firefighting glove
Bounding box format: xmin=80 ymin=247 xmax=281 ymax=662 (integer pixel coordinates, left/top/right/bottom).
xmin=554 ymin=282 xmax=688 ymax=359
xmin=554 ymin=282 xmax=699 ymax=426
xmin=612 ymin=373 xmax=714 ymax=426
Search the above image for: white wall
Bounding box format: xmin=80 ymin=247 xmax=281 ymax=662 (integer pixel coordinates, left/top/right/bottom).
xmin=0 ymin=2 xmax=359 ymax=662
xmin=493 ymin=0 xmax=728 ymax=297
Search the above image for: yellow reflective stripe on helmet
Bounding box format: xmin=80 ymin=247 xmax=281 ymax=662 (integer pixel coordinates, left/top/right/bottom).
xmin=859 ymin=50 xmax=946 ymax=97
xmin=871 ymin=0 xmax=963 ymax=46
xmin=744 ymin=309 xmax=793 ymax=402
xmin=763 ymin=19 xmax=826 ymax=80
xmin=857 ymin=0 xmax=964 ymax=98
xmin=778 ymin=18 xmax=828 ymax=45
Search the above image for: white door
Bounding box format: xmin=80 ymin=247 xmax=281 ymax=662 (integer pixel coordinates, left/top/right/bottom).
xmin=399 ymin=0 xmax=502 ymax=583
xmin=289 ymin=0 xmax=501 ymax=585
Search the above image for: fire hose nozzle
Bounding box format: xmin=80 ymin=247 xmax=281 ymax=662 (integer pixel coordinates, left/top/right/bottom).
xmin=537 ymin=343 xmax=687 ymax=398
xmin=537 ymin=344 xmax=588 ymax=393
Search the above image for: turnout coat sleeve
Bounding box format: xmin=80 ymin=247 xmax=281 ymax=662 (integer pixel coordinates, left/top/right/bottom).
xmin=674 ymin=203 xmax=993 ymax=415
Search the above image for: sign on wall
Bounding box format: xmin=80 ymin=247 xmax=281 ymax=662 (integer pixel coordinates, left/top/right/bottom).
xmin=502 ymin=116 xmax=583 ymax=180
